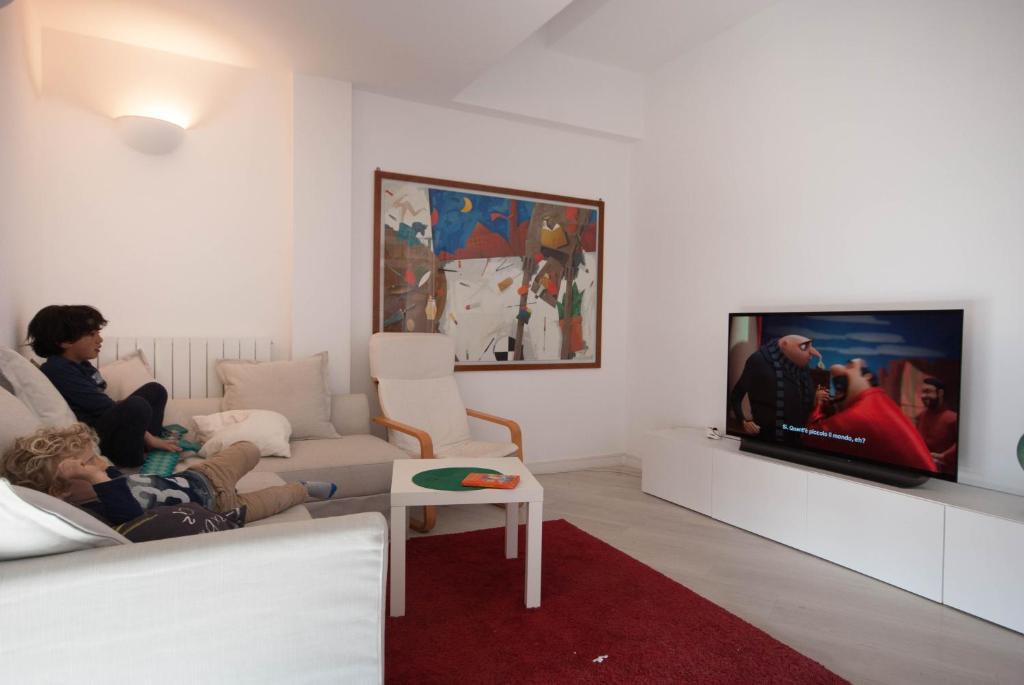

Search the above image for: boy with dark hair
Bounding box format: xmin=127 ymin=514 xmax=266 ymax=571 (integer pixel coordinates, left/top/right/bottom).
xmin=27 ymin=305 xmax=180 ymax=467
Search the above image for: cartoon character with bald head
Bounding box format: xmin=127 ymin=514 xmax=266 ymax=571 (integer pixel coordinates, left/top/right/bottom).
xmin=804 ymin=359 xmax=938 ymax=472
xmin=729 ymin=334 xmax=823 ymax=443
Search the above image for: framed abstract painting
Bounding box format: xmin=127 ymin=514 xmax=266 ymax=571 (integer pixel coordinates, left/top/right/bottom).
xmin=373 ymin=170 xmax=604 ymax=370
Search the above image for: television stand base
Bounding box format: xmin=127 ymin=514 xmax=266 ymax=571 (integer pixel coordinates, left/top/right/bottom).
xmin=739 ymin=439 xmax=929 ymax=488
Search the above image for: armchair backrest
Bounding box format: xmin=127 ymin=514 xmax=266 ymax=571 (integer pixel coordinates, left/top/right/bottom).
xmin=369 ymin=333 xmax=470 ymax=453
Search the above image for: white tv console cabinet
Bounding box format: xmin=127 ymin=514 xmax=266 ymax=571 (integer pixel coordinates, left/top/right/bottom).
xmin=639 ymin=427 xmax=1024 ymax=634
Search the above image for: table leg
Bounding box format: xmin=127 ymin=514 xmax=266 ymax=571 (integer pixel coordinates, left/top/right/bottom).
xmin=390 ymin=505 xmax=406 ymax=617
xmin=505 ymin=503 xmax=518 ymax=559
xmin=525 ymin=500 xmax=542 ymax=608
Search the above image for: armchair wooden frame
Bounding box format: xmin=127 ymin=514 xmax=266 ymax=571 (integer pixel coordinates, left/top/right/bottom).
xmin=373 ymin=410 xmax=523 ymax=533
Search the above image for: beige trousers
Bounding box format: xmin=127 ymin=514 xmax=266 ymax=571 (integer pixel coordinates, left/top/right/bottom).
xmin=187 ymin=441 xmax=306 ymax=523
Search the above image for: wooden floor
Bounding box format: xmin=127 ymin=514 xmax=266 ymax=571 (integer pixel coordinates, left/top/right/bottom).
xmin=412 ymin=465 xmax=1024 ymax=685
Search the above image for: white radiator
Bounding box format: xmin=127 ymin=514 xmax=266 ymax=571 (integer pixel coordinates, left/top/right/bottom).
xmin=96 ymin=337 xmax=273 ymax=400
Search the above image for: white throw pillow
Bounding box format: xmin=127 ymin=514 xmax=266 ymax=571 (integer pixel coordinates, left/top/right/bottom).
xmin=217 ymin=353 xmax=339 ymax=440
xmin=0 ymin=478 xmax=129 ymax=561
xmin=194 ymin=409 xmax=292 ymax=458
xmin=99 ymin=350 xmax=155 ymax=402
xmin=0 ymin=348 xmax=77 ymax=427
xmin=0 ymin=387 xmax=43 ymax=458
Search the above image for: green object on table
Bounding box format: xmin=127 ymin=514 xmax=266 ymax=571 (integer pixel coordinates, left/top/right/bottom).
xmin=412 ymin=467 xmax=502 ymax=491
xmin=1018 ymin=433 xmax=1024 ymax=471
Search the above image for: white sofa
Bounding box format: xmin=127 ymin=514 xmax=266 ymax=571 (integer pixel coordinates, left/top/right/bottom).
xmin=2 ymin=344 xmax=410 ymax=518
xmin=0 ymin=367 xmax=390 ymax=683
xmin=0 ymin=502 xmax=389 ymax=684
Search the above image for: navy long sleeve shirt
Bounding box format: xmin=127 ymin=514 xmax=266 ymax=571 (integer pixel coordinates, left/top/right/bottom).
xmin=39 ymin=356 xmax=114 ymax=425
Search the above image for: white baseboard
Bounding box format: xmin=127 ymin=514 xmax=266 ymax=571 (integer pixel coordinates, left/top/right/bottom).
xmin=527 ymin=453 xmax=638 ymax=474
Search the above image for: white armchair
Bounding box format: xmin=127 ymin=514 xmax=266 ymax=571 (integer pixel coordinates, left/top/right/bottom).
xmin=369 ymin=332 xmax=523 ymax=532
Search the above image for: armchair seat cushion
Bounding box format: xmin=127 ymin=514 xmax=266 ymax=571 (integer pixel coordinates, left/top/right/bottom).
xmin=434 ymin=440 xmax=519 ymax=460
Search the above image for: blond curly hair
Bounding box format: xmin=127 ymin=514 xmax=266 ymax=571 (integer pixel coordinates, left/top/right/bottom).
xmin=1 ymin=423 xmax=100 ymax=495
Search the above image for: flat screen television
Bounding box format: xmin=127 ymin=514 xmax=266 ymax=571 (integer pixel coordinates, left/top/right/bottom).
xmin=726 ymin=310 xmax=963 ymax=486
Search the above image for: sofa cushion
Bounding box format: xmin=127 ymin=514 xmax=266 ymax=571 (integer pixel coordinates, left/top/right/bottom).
xmin=218 ymin=353 xmax=339 ymax=440
xmin=0 ymin=478 xmax=128 ymax=561
xmin=0 ymin=348 xmax=77 ymax=427
xmin=0 ymin=387 xmax=43 ymax=457
xmin=254 ymin=435 xmax=408 ymax=499
xmin=162 ymin=397 xmax=221 ymax=438
xmin=99 ymin=350 xmax=154 ymax=402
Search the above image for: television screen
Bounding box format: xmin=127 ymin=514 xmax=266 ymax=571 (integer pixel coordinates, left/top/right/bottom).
xmin=726 ymin=310 xmax=963 ymax=482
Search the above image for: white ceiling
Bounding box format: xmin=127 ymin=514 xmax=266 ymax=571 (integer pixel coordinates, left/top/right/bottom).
xmin=32 ymin=0 xmax=777 ymax=97
xmin=540 ymin=0 xmax=777 ymax=72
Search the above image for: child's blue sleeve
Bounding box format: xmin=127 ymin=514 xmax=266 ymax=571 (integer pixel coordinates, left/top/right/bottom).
xmin=40 ymin=360 xmax=114 ymax=417
xmin=91 ymin=478 xmax=145 ymax=524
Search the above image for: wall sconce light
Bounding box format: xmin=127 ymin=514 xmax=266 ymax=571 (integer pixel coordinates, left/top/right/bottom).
xmin=114 ymin=115 xmax=185 ymax=154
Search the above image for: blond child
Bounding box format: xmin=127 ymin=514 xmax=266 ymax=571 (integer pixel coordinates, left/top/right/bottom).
xmin=2 ymin=424 xmax=337 ymax=524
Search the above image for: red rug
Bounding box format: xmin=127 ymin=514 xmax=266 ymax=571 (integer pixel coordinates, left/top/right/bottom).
xmin=386 ymin=519 xmax=847 ymax=684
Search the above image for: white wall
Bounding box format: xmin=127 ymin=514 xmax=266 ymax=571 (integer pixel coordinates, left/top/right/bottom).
xmin=0 ymin=0 xmax=38 ymax=348
xmin=16 ymin=30 xmax=294 ymax=354
xmin=629 ymin=0 xmax=1024 ymax=494
xmin=351 ymin=91 xmax=633 ymax=463
xmin=292 ymin=74 xmax=353 ymax=392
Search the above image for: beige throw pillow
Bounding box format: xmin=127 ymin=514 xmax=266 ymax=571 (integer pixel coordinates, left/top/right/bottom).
xmin=217 ymin=353 xmax=338 ymax=440
xmin=0 ymin=348 xmax=77 ymax=428
xmin=99 ymin=350 xmax=155 ymax=402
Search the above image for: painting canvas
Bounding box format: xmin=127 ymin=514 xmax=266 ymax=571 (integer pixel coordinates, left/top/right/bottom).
xmin=373 ymin=170 xmax=604 ymax=370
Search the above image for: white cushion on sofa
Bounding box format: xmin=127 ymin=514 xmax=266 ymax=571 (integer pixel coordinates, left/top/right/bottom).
xmin=99 ymin=350 xmax=154 ymax=402
xmin=0 ymin=478 xmax=128 ymax=561
xmin=218 ymin=353 xmax=339 ymax=440
xmin=0 ymin=348 xmax=76 ymax=427
xmin=194 ymin=409 xmax=292 ymax=458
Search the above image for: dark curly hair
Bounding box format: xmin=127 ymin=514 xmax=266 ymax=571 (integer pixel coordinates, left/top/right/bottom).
xmin=26 ymin=305 xmax=108 ymax=357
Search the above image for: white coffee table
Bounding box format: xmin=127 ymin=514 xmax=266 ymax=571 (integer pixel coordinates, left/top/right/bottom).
xmin=389 ymin=457 xmax=544 ymax=617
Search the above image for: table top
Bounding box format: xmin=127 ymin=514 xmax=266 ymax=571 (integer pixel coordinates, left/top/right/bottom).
xmin=390 ymin=457 xmax=544 ymax=506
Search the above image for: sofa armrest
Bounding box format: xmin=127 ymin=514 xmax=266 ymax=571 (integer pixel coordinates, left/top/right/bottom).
xmin=0 ymin=513 xmax=387 ymax=684
xmin=331 ymin=393 xmax=371 ymax=435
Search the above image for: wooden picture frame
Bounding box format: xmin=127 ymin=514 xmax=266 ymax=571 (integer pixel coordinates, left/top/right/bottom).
xmin=373 ymin=170 xmax=604 ymax=371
